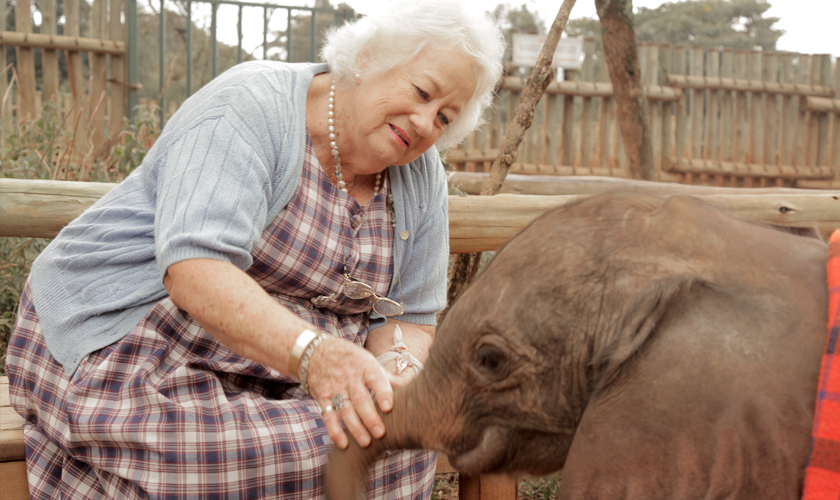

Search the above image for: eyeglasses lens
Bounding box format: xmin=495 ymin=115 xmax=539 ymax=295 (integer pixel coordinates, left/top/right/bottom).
xmin=372 ymin=298 xmax=404 ymax=317
xmin=343 ymin=278 xmax=403 ymax=316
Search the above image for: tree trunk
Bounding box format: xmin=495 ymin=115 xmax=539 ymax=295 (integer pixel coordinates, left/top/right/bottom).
xmin=596 ymin=0 xmax=656 ymax=180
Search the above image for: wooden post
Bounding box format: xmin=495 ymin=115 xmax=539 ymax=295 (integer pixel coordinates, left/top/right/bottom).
xmin=561 ymin=68 xmax=576 ymax=166
xmin=596 ymin=40 xmax=613 ymax=172
xmin=579 ymin=37 xmax=596 ymax=168
xmin=762 ymin=52 xmax=779 ymax=186
xmin=779 ymin=53 xmax=795 ymax=169
xmin=732 ymin=51 xmax=748 ymax=177
xmin=794 ymin=54 xmax=811 ymax=169
xmin=807 ymin=56 xmax=822 ymax=168
xmin=719 ymin=49 xmax=734 ymax=186
xmin=660 ymin=43 xmax=674 ymax=176
xmin=673 ymin=45 xmax=688 ymax=182
xmin=1 ymin=0 xmax=8 ymax=136
xmin=687 ymin=45 xmax=704 ymax=184
xmin=65 ymin=0 xmax=88 ymax=144
xmin=14 ymin=0 xmax=36 ymax=120
xmin=816 ymin=54 xmax=832 ymax=167
xmin=645 ymin=43 xmax=663 ymax=176
xmin=459 ymin=475 xmax=517 ymax=500
xmin=832 ymin=57 xmax=840 ymax=182
xmin=109 ymin=0 xmax=128 ymax=139
xmin=704 ymin=47 xmax=721 ymax=185
xmin=747 ymin=51 xmax=764 ymax=186
xmin=41 ymin=0 xmax=60 ymax=105
xmin=88 ymin=0 xmax=109 ymax=148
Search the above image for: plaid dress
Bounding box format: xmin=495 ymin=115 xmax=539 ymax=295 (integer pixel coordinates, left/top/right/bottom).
xmin=6 ymin=135 xmax=437 ymax=499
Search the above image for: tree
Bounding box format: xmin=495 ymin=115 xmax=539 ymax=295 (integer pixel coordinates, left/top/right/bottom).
xmin=595 ymin=0 xmax=656 ymax=180
xmin=568 ymin=0 xmax=783 ymax=50
xmin=264 ymin=0 xmax=354 ymax=63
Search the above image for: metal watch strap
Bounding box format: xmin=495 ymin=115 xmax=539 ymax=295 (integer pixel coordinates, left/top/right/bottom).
xmin=288 ymin=329 xmax=319 ymax=379
xmin=299 ymin=333 xmax=331 ymax=395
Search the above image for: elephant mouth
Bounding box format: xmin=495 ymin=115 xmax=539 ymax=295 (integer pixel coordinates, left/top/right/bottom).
xmin=447 ymin=425 xmax=509 ymax=474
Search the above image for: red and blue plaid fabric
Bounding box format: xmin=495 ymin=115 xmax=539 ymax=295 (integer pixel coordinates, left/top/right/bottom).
xmin=7 ymin=135 xmax=436 ymax=499
xmin=803 ymin=229 xmax=840 ymax=500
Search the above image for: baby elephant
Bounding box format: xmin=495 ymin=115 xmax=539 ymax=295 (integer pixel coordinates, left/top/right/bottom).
xmin=325 ymin=192 xmax=831 ymax=500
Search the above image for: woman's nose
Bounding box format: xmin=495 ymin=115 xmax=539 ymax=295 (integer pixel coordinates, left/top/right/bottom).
xmin=410 ymin=106 xmax=436 ymax=138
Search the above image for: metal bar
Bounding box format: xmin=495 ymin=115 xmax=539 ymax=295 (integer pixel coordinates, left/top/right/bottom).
xmin=211 ymin=2 xmax=218 ymax=77
xmin=201 ymin=0 xmax=342 ymax=11
xmin=285 ymin=7 xmax=291 ymax=62
xmin=160 ymin=0 xmax=166 ymax=129
xmin=309 ymin=10 xmax=315 ymax=62
xmin=263 ymin=7 xmax=268 ymax=59
xmin=237 ymin=5 xmax=242 ymax=64
xmin=128 ymin=0 xmax=138 ymax=119
xmin=186 ymin=0 xmax=192 ymax=97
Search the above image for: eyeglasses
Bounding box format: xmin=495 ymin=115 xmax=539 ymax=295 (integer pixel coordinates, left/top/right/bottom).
xmin=342 ymin=273 xmax=404 ymax=317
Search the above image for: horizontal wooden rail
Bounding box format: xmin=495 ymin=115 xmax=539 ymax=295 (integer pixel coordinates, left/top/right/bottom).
xmin=666 ymin=75 xmax=836 ymax=98
xmin=0 ymin=31 xmax=126 ymax=55
xmin=667 ymin=158 xmax=835 ymax=180
xmin=0 ymin=179 xmax=115 ymax=238
xmin=2 ymin=179 xmax=839 ymax=252
xmin=450 ymin=192 xmax=840 ymax=252
xmin=806 ymin=96 xmax=840 ymax=113
xmin=501 ymin=77 xmax=683 ymax=101
xmin=448 ymin=172 xmax=836 ymax=197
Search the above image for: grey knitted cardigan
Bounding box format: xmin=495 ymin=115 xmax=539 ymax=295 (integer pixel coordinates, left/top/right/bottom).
xmin=28 ymin=61 xmax=450 ymax=376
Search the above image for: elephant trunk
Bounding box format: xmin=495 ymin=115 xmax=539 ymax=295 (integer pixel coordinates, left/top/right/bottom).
xmin=324 ymin=371 xmax=441 ymax=500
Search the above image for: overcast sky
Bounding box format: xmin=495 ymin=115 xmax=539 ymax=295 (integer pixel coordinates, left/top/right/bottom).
xmin=201 ymin=0 xmax=838 ymax=62
xmin=341 ymin=0 xmax=839 ymax=60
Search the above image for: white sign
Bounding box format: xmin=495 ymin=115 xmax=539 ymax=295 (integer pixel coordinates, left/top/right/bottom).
xmin=511 ymin=34 xmax=584 ymax=70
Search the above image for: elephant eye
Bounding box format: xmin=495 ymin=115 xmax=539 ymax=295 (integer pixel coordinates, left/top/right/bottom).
xmin=476 ymin=344 xmax=508 ymax=375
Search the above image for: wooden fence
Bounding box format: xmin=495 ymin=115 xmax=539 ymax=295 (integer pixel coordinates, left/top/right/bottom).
xmin=1 ymin=0 xmax=128 ymax=152
xmin=449 ymin=41 xmax=840 ymax=189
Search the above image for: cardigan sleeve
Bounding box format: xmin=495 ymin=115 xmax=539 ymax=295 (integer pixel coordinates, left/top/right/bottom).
xmin=153 ymin=76 xmax=284 ymax=278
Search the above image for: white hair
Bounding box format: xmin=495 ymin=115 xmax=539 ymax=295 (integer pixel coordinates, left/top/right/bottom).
xmin=320 ymin=0 xmax=506 ymax=150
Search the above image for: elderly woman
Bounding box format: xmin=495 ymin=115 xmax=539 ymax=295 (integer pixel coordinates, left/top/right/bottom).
xmin=7 ymin=0 xmax=504 ymax=498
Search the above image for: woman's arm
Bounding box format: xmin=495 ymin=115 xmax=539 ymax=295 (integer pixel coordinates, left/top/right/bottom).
xmin=164 ymin=257 xmax=393 ymax=450
xmin=365 ymin=319 xmax=435 ymax=389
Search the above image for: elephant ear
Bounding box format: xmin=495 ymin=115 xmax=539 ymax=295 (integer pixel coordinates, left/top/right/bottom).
xmin=592 ymin=277 xmax=703 ymax=391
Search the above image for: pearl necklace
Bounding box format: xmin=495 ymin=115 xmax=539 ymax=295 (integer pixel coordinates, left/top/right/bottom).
xmin=329 ymin=83 xmax=382 ymax=196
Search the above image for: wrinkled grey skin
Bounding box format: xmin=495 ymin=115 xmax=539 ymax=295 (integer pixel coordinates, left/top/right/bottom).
xmin=325 ymin=192 xmax=829 ymax=500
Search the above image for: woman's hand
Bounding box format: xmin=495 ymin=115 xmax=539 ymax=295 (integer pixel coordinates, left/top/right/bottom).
xmin=304 ymin=337 xmax=393 ymax=449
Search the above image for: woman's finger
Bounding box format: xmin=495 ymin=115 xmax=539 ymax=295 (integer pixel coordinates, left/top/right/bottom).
xmin=335 ymin=397 xmax=371 ymax=448
xmin=320 ymin=397 xmax=349 ymax=449
xmin=348 ymin=380 xmax=384 ymax=441
xmin=364 ymin=361 xmax=394 ymax=412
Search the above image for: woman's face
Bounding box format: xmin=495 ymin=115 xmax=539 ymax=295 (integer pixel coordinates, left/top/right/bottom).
xmin=343 ymin=47 xmax=479 ymax=171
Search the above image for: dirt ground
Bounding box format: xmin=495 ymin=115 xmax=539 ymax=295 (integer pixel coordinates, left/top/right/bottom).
xmin=432 ymin=473 xmax=560 ymax=500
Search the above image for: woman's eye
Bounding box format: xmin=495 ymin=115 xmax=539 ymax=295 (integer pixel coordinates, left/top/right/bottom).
xmin=415 ymin=86 xmax=430 ymax=100
xmin=438 ymin=113 xmax=450 ymax=126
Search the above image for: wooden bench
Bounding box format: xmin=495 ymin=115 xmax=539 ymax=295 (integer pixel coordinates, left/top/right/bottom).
xmin=0 ymin=376 xmax=514 ymax=499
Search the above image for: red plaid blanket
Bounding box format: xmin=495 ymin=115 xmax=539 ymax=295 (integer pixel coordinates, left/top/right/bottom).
xmin=803 ymin=229 xmax=840 ymax=499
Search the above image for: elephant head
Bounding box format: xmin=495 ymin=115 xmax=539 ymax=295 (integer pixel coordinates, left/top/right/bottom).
xmin=325 ymin=192 xmax=829 ymax=500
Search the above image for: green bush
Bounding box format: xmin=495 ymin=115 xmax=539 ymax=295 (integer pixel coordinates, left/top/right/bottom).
xmin=0 ymin=102 xmax=159 ymax=375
